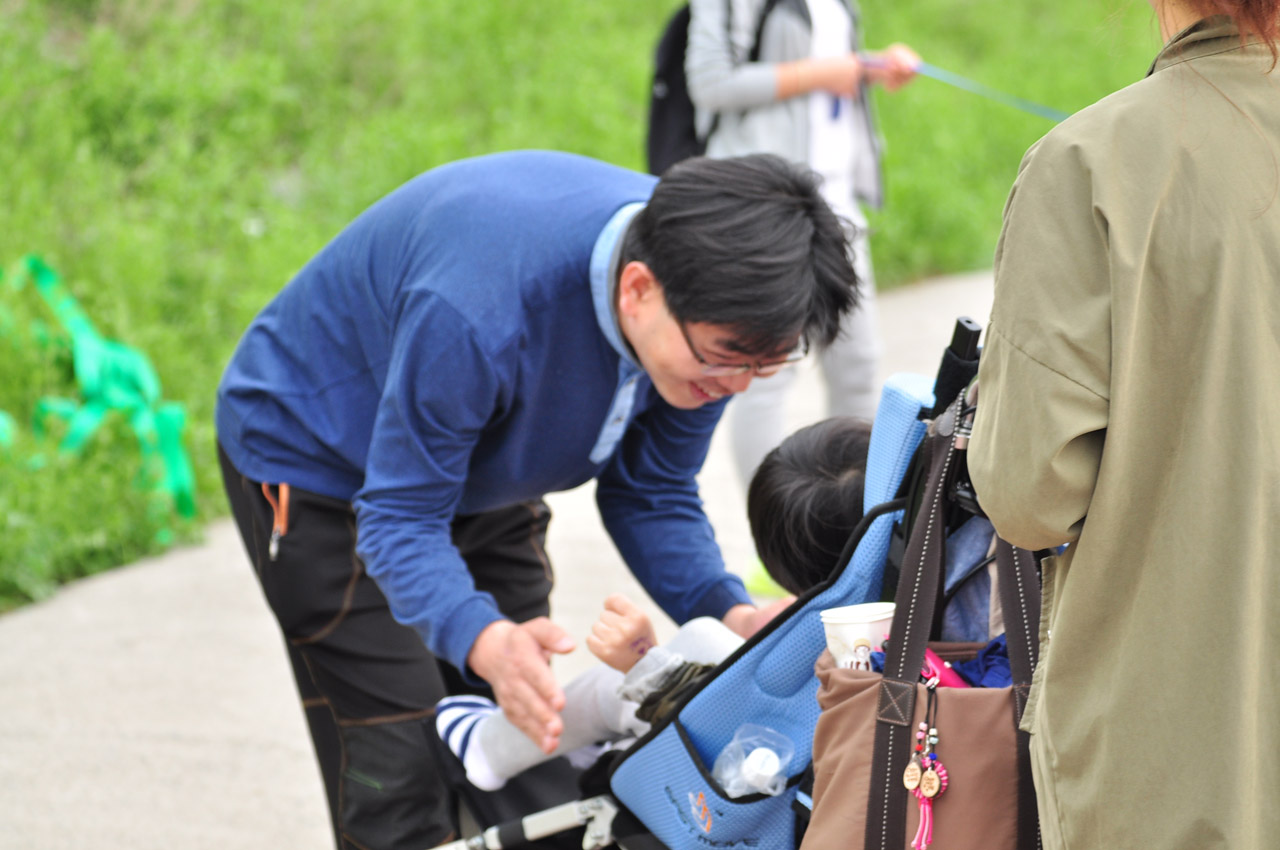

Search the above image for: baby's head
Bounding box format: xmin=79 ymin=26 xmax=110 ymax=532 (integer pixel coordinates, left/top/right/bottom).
xmin=746 ymin=417 xmax=872 ymax=596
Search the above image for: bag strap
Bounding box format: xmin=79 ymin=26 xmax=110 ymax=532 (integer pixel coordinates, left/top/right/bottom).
xmin=996 ymin=540 xmax=1042 ymax=850
xmin=863 ymin=390 xmax=1042 ymax=850
xmin=747 ymin=0 xmax=782 ymax=63
xmin=995 ymin=540 xmax=1040 ymax=716
xmin=703 ymin=0 xmax=783 ymax=145
xmin=862 ymin=426 xmax=952 ymax=850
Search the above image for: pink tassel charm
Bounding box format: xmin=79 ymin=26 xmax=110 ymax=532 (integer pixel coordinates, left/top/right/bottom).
xmin=912 ymin=760 xmax=948 ymax=849
xmin=911 ymin=692 xmax=949 ymax=849
xmin=911 ymin=786 xmax=931 ymax=850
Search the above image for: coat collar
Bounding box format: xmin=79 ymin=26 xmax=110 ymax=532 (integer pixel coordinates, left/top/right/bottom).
xmin=1149 ymin=16 xmax=1244 ymax=76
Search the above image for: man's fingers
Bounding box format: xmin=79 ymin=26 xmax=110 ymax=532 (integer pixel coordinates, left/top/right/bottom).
xmin=521 ymin=617 xmax=576 ymax=655
xmin=499 ymin=673 xmax=564 ymax=752
xmin=514 ymin=641 xmax=566 ymax=711
xmin=509 ymin=677 xmax=563 ymax=734
xmin=471 ymin=618 xmax=568 ymax=753
xmin=505 ymin=705 xmax=561 ymax=754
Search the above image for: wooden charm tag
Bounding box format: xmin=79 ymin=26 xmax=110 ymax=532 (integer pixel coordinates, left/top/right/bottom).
xmin=920 ymin=767 xmax=941 ymax=798
xmin=903 ymin=759 xmax=922 ymax=790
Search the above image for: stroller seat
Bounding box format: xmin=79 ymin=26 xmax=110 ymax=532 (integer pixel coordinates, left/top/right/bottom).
xmin=606 ymin=373 xmax=936 ymax=850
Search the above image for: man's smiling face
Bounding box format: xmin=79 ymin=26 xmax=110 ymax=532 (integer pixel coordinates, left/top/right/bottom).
xmin=615 ymin=261 xmax=800 ymax=410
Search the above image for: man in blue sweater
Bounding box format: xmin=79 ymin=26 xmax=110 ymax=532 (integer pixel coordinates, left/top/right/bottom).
xmin=216 ymin=150 xmax=857 ymax=849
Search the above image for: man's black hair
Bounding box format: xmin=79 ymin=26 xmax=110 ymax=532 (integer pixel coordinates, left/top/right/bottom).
xmin=621 ymin=154 xmax=858 ymax=357
xmin=747 ymin=417 xmax=872 ymax=596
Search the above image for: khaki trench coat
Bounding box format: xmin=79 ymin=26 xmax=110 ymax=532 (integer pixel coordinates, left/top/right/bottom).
xmin=970 ymin=18 xmax=1280 ymax=850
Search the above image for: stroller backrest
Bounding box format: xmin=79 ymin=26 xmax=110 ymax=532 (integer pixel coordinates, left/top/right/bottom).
xmin=610 ymin=373 xmax=935 ymax=850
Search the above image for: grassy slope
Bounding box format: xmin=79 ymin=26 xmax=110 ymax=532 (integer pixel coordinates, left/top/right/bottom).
xmin=0 ymin=0 xmax=1156 ymax=604
xmin=862 ymin=0 xmax=1158 ymax=282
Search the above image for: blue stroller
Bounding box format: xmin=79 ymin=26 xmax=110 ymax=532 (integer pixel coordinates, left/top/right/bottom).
xmin=438 ymin=320 xmax=1039 ymax=850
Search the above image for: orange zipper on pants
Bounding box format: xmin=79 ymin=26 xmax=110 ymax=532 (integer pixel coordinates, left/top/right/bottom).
xmin=261 ymin=482 xmax=291 ymax=561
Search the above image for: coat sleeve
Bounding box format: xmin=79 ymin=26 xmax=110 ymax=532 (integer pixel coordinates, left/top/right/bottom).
xmin=595 ymin=390 xmax=751 ymax=625
xmin=352 ymin=294 xmax=507 ymax=674
xmin=968 ymin=134 xmax=1112 ymax=551
xmin=686 ymin=0 xmax=780 ymax=113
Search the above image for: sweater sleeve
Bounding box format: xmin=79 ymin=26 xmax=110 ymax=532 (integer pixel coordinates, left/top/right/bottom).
xmin=686 ymin=0 xmax=781 ymax=113
xmin=596 ymin=392 xmax=751 ymax=624
xmin=968 ymin=134 xmax=1112 ymax=551
xmin=353 ymin=294 xmax=506 ymax=674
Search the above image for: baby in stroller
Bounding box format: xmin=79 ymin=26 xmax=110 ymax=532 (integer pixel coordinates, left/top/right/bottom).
xmin=436 ymin=417 xmax=872 ymax=792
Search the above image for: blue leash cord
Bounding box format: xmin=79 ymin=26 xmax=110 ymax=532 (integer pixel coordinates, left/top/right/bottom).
xmin=863 ymin=56 xmax=1070 ymax=122
xmin=915 ymin=61 xmax=1070 ymax=122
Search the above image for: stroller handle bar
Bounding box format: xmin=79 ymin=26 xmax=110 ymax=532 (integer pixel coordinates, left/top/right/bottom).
xmin=433 ymin=795 xmax=620 ymax=850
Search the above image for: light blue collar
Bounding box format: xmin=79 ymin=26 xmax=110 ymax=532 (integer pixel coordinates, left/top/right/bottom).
xmin=587 ymin=202 xmax=647 ymax=464
xmin=590 ymin=202 xmax=645 ymax=369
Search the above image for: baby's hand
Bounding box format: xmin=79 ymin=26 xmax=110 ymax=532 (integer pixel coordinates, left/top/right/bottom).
xmin=586 ymin=594 xmax=657 ymax=673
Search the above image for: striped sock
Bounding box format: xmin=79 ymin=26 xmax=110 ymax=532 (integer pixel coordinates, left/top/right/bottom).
xmin=434 ymin=695 xmax=505 ymax=791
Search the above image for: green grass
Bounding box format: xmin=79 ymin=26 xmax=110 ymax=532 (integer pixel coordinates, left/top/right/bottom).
xmin=861 ymin=0 xmax=1159 ymax=282
xmin=0 ymin=0 xmax=1159 ymax=606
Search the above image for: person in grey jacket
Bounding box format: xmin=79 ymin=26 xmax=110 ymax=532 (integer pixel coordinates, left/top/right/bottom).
xmin=685 ymin=0 xmax=917 ymax=492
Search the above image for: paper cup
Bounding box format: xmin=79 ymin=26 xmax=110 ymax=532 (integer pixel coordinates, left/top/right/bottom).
xmin=820 ymin=602 xmax=895 ymax=670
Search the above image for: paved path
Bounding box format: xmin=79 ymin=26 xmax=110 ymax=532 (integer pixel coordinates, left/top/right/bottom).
xmin=0 ymin=272 xmax=993 ymax=850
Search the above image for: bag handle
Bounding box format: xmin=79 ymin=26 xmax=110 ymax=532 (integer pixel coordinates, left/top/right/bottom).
xmin=863 ymin=389 xmax=1042 ymax=850
xmin=995 ymin=540 xmax=1041 ymax=850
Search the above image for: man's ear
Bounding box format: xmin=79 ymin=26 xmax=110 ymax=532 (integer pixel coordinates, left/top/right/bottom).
xmin=617 ymin=261 xmax=660 ymax=318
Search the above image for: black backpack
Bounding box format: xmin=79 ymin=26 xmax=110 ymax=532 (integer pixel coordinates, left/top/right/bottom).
xmin=645 ymin=0 xmax=781 ymax=176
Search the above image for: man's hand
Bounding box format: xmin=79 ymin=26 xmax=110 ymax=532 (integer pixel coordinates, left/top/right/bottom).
xmin=586 ymin=594 xmax=658 ymax=673
xmin=467 ymin=618 xmax=576 ymax=754
xmin=721 ymin=597 xmax=795 ymax=639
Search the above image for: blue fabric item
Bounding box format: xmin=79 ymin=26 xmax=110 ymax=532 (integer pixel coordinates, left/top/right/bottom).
xmin=216 ymin=151 xmax=748 ymax=672
xmin=871 ymin=635 xmax=1010 ymax=688
xmin=951 ymin=635 xmax=1012 ymax=688
xmin=940 ymin=516 xmax=997 ymax=642
xmin=611 ymin=373 xmax=934 ymax=850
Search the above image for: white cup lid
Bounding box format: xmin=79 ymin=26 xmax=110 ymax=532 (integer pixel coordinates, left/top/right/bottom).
xmin=820 ymin=602 xmax=896 ymax=623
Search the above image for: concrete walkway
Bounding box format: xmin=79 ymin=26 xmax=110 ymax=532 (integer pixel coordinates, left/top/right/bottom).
xmin=0 ymin=272 xmax=993 ymax=850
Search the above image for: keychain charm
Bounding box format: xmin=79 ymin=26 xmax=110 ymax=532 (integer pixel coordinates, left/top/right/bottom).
xmin=920 ymin=726 xmax=948 ymax=798
xmin=911 ymin=693 xmax=949 ymax=850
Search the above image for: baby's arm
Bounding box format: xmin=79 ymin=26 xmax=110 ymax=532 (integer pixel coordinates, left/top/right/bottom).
xmin=586 ymin=594 xmax=658 ymax=673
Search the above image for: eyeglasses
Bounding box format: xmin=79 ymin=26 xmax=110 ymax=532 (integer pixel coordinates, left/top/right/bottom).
xmin=676 ymin=319 xmax=808 ymax=377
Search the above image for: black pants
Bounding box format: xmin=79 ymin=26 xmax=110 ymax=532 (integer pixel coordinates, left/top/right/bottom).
xmin=219 ymin=446 xmax=580 ymax=850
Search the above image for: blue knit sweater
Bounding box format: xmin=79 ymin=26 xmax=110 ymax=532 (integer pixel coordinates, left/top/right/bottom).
xmin=216 ymin=151 xmax=750 ymax=672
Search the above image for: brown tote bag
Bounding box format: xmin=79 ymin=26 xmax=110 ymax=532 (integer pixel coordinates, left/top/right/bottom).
xmin=800 ymin=395 xmax=1041 ymax=850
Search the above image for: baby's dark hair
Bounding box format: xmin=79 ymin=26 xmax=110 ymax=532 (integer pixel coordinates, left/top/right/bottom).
xmin=746 ymin=417 xmax=872 ymax=596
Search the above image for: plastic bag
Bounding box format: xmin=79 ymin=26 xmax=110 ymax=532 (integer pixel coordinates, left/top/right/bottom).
xmin=711 ymin=723 xmax=795 ymax=798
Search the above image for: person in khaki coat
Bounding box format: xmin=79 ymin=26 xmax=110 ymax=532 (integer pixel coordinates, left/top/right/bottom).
xmin=969 ymin=2 xmax=1280 ymax=848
